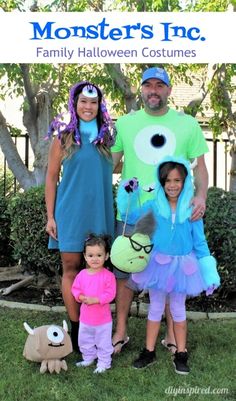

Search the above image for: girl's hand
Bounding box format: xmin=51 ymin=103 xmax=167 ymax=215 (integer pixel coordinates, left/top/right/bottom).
xmin=82 ymin=296 xmax=99 ymax=305
xmin=46 ymin=217 xmax=57 ymax=240
xmin=123 ymin=178 xmax=139 ymax=193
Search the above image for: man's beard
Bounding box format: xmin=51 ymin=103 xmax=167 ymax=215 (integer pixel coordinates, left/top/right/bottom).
xmin=144 ymin=95 xmax=165 ymax=112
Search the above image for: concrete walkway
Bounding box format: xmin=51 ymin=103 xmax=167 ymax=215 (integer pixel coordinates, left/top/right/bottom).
xmin=1 ymin=299 xmax=236 ymax=320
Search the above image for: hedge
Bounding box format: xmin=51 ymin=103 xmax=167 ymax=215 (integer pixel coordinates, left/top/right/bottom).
xmin=204 ymin=186 xmax=236 ymax=297
xmin=7 ymin=185 xmax=61 ymax=275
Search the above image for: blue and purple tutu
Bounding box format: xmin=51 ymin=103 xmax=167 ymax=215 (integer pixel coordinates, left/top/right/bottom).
xmin=132 ymin=251 xmax=219 ymax=297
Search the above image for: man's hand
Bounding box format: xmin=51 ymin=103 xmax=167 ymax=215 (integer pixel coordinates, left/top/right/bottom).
xmin=190 ymin=195 xmax=206 ymax=221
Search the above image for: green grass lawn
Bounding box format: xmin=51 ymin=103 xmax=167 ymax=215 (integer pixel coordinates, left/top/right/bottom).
xmin=0 ymin=307 xmax=235 ymax=401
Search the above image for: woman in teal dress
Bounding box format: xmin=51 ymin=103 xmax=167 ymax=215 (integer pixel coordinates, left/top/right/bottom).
xmin=45 ymin=81 xmax=115 ymax=351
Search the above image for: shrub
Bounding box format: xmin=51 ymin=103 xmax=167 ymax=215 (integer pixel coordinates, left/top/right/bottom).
xmin=0 ymin=169 xmax=20 ymax=266
xmin=204 ymin=186 xmax=236 ymax=298
xmin=8 ymin=185 xmax=61 ymax=276
xmin=0 ymin=195 xmax=15 ymax=266
xmin=7 ymin=181 xmax=119 ymax=277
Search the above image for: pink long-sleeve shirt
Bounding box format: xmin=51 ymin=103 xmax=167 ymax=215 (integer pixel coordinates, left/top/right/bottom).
xmin=71 ymin=267 xmax=116 ymax=326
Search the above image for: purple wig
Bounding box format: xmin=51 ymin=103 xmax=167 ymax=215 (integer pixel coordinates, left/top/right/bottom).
xmin=46 ymin=81 xmax=115 ymax=147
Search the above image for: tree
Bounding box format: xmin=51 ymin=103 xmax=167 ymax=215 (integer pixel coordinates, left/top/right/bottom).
xmin=0 ymin=62 xmax=140 ymax=189
xmin=182 ymin=63 xmax=236 ymax=192
xmin=0 ymin=64 xmax=56 ymax=189
xmin=0 ymin=0 xmax=235 ymax=191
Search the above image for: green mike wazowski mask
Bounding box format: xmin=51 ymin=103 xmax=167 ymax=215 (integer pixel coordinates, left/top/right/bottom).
xmin=110 ymin=232 xmax=153 ymax=273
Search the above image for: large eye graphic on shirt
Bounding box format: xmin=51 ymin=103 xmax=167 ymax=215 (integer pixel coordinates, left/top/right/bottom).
xmin=134 ymin=125 xmax=176 ymax=165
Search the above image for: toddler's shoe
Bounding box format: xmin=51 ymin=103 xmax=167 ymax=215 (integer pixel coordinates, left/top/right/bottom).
xmin=173 ymin=351 xmax=190 ymax=375
xmin=76 ymin=360 xmax=95 ymax=367
xmin=93 ymin=366 xmax=110 ymax=374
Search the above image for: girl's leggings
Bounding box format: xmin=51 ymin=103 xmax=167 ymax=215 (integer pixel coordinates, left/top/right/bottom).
xmin=79 ymin=321 xmax=113 ymax=369
xmin=148 ymin=289 xmax=186 ymax=322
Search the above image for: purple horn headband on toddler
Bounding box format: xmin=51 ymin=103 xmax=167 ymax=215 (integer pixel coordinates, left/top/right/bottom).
xmin=46 ymin=81 xmax=115 ymax=146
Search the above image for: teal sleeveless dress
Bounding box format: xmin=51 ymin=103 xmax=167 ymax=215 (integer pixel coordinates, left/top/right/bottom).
xmin=48 ymin=131 xmax=114 ymax=252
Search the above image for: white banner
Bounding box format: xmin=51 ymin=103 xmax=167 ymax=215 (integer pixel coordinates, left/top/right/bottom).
xmin=0 ymin=12 xmax=235 ymax=63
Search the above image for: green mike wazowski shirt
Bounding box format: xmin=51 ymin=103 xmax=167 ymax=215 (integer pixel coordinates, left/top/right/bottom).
xmin=111 ymin=108 xmax=208 ymax=221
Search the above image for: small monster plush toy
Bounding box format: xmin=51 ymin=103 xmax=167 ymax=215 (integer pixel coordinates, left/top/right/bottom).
xmin=23 ymin=320 xmax=73 ymax=374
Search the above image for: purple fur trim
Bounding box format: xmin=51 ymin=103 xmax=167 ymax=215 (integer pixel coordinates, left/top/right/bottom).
xmin=46 ymin=81 xmax=115 ymax=147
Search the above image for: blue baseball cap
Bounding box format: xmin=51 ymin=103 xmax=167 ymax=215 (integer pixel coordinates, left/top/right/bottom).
xmin=141 ymin=67 xmax=170 ymax=86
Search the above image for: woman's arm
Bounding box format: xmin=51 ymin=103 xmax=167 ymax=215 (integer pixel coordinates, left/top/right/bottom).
xmin=45 ymin=138 xmax=63 ymax=240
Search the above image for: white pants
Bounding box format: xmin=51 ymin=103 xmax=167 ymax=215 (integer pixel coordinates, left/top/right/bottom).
xmin=79 ymin=321 xmax=113 ymax=369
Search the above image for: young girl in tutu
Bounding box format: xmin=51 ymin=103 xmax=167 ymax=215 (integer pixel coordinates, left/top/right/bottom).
xmin=117 ymin=156 xmax=220 ymax=374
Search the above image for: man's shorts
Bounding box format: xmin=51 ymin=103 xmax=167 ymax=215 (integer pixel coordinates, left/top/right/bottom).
xmin=112 ymin=220 xmax=134 ymax=280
